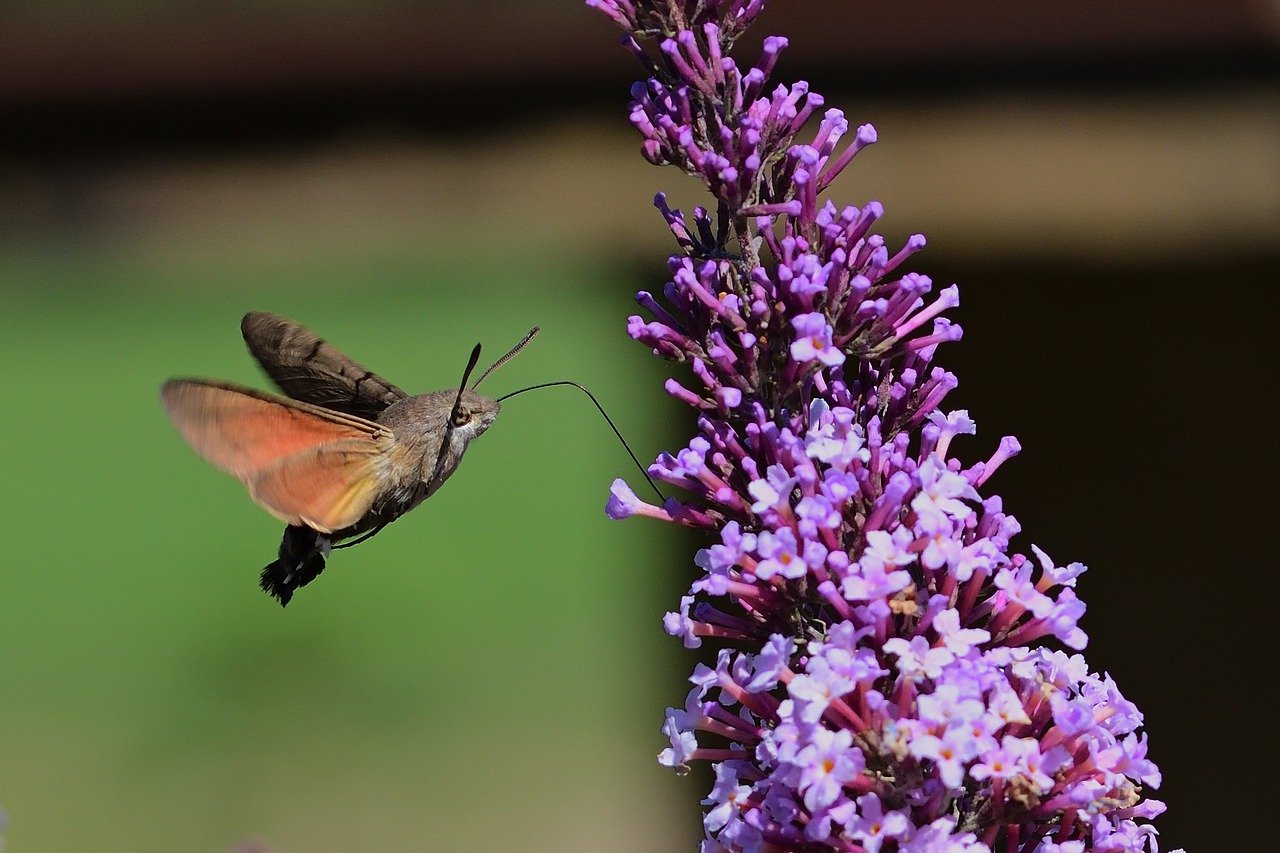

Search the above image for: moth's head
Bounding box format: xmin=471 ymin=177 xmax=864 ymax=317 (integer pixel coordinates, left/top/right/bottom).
xmin=442 ymin=327 xmax=533 ymax=443
xmin=450 ymin=389 xmax=500 ymax=439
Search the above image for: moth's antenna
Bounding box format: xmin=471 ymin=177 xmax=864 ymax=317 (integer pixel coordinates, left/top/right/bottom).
xmin=473 ymin=327 xmax=539 ymax=389
xmin=497 ymin=380 xmax=664 ymax=501
xmin=427 ymin=342 xmax=483 ymax=495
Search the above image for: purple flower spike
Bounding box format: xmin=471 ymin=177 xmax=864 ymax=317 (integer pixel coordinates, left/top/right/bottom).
xmin=590 ymin=2 xmax=1173 ymax=851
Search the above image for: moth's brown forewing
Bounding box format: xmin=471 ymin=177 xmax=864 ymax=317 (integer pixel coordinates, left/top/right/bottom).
xmin=240 ymin=311 xmax=407 ymax=419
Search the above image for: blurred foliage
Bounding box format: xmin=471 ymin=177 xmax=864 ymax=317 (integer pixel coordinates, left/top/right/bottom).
xmin=0 ymin=243 xmax=701 ymax=851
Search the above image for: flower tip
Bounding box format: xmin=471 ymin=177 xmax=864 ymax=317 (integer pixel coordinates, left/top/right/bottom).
xmin=857 ymin=123 xmax=878 ymax=144
xmin=1063 ymin=628 xmax=1089 ymax=651
xmin=717 ymin=387 xmax=743 ymax=408
xmin=606 ymin=478 xmax=640 ymax=519
xmin=641 ymin=140 xmax=664 ymax=165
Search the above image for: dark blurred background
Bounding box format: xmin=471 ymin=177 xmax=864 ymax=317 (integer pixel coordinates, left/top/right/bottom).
xmin=0 ymin=2 xmax=1276 ymax=850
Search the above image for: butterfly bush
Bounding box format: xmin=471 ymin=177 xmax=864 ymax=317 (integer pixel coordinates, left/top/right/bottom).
xmin=590 ymin=2 xmax=1173 ymax=851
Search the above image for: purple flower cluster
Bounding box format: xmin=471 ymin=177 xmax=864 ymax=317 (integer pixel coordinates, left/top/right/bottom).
xmin=590 ymin=2 xmax=1172 ymax=851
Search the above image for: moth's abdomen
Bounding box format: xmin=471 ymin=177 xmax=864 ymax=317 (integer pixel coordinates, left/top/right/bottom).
xmin=260 ymin=525 xmax=331 ymax=607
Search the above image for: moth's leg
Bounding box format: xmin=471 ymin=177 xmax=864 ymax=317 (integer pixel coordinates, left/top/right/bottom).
xmin=331 ymin=522 xmax=389 ymax=550
xmin=259 ymin=525 xmax=332 ymax=607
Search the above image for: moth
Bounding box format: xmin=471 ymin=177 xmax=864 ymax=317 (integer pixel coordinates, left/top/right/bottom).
xmin=162 ymin=312 xmax=538 ymax=606
xmin=163 ymin=313 xmax=658 ymax=607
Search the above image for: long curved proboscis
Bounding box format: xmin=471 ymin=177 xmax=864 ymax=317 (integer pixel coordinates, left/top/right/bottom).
xmin=497 ymin=380 xmax=664 ymax=501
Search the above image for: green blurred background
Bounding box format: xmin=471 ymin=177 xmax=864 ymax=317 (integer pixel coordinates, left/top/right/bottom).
xmin=1 ymin=2 xmax=1276 ymax=850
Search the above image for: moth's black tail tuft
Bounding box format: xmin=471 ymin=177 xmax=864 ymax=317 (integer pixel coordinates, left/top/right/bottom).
xmin=260 ymin=525 xmax=330 ymax=607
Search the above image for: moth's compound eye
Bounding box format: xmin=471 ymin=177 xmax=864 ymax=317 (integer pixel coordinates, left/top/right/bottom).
xmin=451 ymin=407 xmax=471 ymax=427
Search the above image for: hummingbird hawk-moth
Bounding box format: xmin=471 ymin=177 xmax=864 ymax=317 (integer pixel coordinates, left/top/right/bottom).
xmin=162 ymin=312 xmax=542 ymax=607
